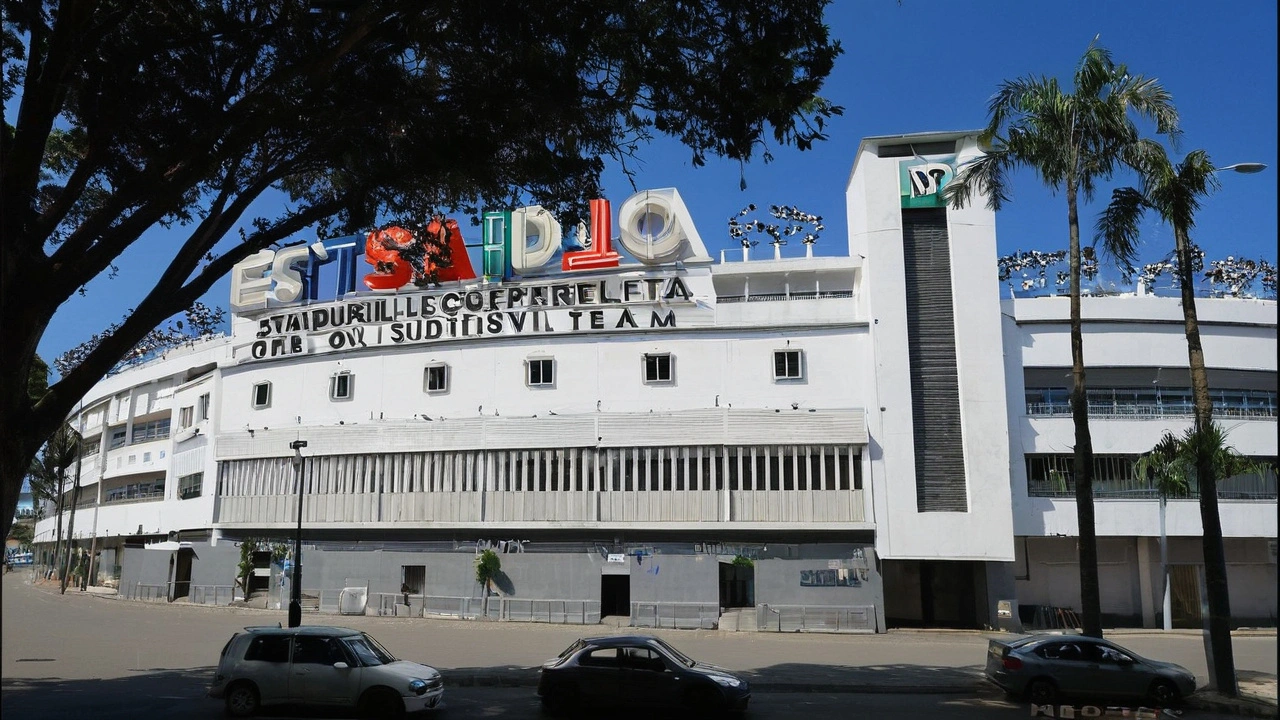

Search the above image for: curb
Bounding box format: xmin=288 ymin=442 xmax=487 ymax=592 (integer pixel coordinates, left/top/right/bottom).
xmin=1185 ymin=692 xmax=1280 ymax=719
xmin=443 ymin=670 xmax=981 ymax=695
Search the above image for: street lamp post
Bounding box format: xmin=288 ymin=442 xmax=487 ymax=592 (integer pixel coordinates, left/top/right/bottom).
xmin=287 ymin=439 xmax=308 ymax=628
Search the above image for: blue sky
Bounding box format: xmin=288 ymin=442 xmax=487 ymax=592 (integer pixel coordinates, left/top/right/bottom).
xmin=31 ymin=0 xmax=1279 ymax=369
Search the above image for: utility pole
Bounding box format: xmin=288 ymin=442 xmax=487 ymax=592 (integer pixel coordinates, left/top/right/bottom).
xmin=287 ymin=439 xmax=308 ymax=628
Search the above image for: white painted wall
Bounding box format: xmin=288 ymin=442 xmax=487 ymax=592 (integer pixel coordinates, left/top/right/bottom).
xmin=847 ymin=132 xmax=1015 ymax=562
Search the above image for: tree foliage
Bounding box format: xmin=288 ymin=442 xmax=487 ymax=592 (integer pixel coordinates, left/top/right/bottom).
xmin=235 ymin=537 xmax=290 ymax=599
xmin=0 ymin=0 xmax=843 ymax=541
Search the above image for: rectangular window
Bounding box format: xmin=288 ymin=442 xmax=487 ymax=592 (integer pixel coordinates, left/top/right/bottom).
xmin=132 ymin=418 xmax=170 ymax=442
xmin=330 ymin=372 xmax=353 ymax=401
xmin=402 ymin=565 xmax=426 ymax=595
xmin=179 ymin=472 xmax=203 ymax=499
xmin=198 ymin=393 xmax=210 ymax=421
xmin=424 ymin=364 xmax=449 ymax=393
xmin=643 ymin=353 xmax=673 ymax=384
xmin=252 ymin=382 xmax=271 ymax=409
xmin=773 ymin=350 xmax=804 ymax=380
xmin=179 ymin=406 xmax=194 ymax=429
xmin=527 ymin=358 xmax=554 ymax=386
xmin=108 ymin=428 xmax=127 ymax=449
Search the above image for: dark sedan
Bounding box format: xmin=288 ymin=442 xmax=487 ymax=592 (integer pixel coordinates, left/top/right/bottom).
xmin=538 ymin=635 xmax=750 ymax=717
xmin=985 ymin=634 xmax=1197 ymax=707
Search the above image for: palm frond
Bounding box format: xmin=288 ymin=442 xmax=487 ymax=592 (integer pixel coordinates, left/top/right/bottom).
xmin=1095 ymin=186 xmax=1149 ymax=266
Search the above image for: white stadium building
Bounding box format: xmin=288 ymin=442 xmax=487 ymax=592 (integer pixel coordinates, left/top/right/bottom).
xmin=33 ymin=130 xmax=1277 ymax=631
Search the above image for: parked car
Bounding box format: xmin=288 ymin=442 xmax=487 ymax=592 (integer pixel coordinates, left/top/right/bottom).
xmin=538 ymin=634 xmax=750 ymax=716
xmin=209 ymin=625 xmax=444 ymax=717
xmin=985 ymin=634 xmax=1197 ymax=706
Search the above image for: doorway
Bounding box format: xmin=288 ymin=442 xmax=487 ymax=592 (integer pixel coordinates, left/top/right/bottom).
xmin=172 ymin=548 xmax=194 ymax=601
xmin=719 ymin=561 xmax=755 ymax=608
xmin=1169 ymin=565 xmax=1202 ymax=628
xmin=601 ymin=575 xmax=631 ymax=618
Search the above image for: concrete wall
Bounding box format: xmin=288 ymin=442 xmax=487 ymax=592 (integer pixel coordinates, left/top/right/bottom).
xmin=628 ymin=553 xmax=718 ymax=604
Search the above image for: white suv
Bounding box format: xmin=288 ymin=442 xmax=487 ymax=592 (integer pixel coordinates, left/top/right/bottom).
xmin=209 ymin=625 xmax=444 ymax=717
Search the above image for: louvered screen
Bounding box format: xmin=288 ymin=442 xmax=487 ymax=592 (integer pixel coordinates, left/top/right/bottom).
xmin=901 ymin=208 xmax=968 ymax=512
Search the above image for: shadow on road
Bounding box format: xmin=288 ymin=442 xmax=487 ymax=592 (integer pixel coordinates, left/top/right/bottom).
xmin=2 ymin=666 xmax=217 ymax=719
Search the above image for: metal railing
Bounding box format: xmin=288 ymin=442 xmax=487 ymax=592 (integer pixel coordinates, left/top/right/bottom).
xmin=190 ymin=584 xmax=235 ymax=606
xmin=129 ymin=582 xmax=169 ymax=602
xmin=368 ymin=593 xmax=598 ymax=624
xmin=629 ymin=601 xmax=719 ymax=630
xmin=756 ymin=603 xmax=876 ymax=633
xmin=716 ymin=290 xmax=853 ymax=304
xmin=1028 ymin=472 xmax=1277 ymax=500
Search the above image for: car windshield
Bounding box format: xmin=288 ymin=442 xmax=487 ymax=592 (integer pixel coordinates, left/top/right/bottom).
xmin=558 ymin=639 xmax=587 ymax=661
xmin=342 ymin=634 xmax=397 ymax=667
xmin=650 ymin=638 xmax=696 ymax=668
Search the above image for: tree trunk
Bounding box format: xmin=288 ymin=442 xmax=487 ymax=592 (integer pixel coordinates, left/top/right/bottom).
xmin=1066 ymin=179 xmax=1103 ymax=638
xmin=51 ymin=471 xmax=66 ymax=580
xmin=60 ymin=462 xmax=83 ymax=595
xmin=1175 ymin=224 xmax=1237 ymax=696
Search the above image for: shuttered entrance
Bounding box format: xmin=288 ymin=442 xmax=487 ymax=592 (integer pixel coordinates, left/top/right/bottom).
xmin=901 ymin=208 xmax=967 ymax=512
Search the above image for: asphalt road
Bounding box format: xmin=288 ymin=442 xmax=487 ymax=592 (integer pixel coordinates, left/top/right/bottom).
xmin=3 ymin=572 xmax=1268 ymax=720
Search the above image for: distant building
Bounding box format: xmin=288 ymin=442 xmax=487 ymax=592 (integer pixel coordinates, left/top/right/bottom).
xmin=33 ymin=130 xmax=1276 ymax=629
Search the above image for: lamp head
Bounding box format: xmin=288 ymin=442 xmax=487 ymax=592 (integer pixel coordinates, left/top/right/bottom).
xmin=1217 ymin=162 xmax=1267 ymax=174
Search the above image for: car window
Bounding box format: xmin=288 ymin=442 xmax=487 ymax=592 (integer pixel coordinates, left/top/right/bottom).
xmin=1037 ymin=642 xmax=1085 ymax=662
xmin=1084 ymin=644 xmax=1132 ymax=664
xmin=244 ymin=635 xmax=291 ymax=664
xmin=578 ymin=648 xmax=619 ymax=668
xmin=621 ymin=647 xmax=666 ymax=672
xmin=343 ymin=635 xmax=395 ymax=667
xmin=293 ymin=636 xmax=346 ymax=665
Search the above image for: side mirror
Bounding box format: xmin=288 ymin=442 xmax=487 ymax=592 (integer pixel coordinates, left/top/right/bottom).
xmin=333 ymin=662 xmax=349 ymax=669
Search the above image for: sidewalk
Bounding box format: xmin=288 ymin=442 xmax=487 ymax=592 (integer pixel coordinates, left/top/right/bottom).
xmin=39 ymin=577 xmax=1280 ymax=717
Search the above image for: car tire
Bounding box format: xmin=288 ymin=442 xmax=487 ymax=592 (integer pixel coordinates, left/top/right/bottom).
xmin=540 ymin=684 xmax=579 ymax=717
xmin=1026 ymin=678 xmax=1057 ymax=705
xmin=684 ymin=685 xmax=722 ymax=714
xmin=359 ymin=688 xmax=405 ymax=719
xmin=224 ymin=682 xmax=260 ymax=718
xmin=1148 ymin=680 xmax=1180 ymax=706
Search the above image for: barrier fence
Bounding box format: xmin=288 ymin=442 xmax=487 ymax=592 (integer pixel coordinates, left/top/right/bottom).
xmin=756 ymin=603 xmax=877 ymax=633
xmin=629 ymin=601 xmax=720 ymax=629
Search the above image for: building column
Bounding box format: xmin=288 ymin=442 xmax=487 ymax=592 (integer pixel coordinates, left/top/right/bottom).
xmin=1136 ymin=537 xmax=1156 ymax=628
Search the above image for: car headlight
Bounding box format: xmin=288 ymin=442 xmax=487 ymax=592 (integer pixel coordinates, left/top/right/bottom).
xmin=710 ymin=675 xmax=741 ymax=688
xmin=409 ymin=679 xmax=428 ymax=695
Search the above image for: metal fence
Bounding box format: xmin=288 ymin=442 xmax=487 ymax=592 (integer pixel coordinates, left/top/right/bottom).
xmin=756 ymin=603 xmax=876 ymax=633
xmin=368 ymin=593 xmax=598 ymax=624
xmin=190 ymin=584 xmax=235 ymax=606
xmin=129 ymin=582 xmax=169 ymax=602
xmin=629 ymin=601 xmax=719 ymax=629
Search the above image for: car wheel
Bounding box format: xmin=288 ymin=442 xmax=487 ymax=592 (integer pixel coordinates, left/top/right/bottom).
xmin=359 ymin=688 xmax=405 ymax=719
xmin=1026 ymin=678 xmax=1057 ymax=705
xmin=540 ymin=684 xmax=579 ymax=717
xmin=224 ymin=682 xmax=260 ymax=718
xmin=684 ymin=685 xmax=722 ymax=714
xmin=1148 ymin=680 xmax=1180 ymax=706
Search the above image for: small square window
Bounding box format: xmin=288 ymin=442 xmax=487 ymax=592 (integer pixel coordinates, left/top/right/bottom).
xmin=643 ymin=353 xmax=674 ymax=384
xmin=424 ymin=364 xmax=449 ymax=393
xmin=179 ymin=406 xmax=194 ymax=429
xmin=330 ymin=372 xmax=353 ymax=401
xmin=252 ymin=382 xmax=272 ymax=409
xmin=527 ymin=358 xmax=555 ymax=387
xmin=773 ymin=349 xmax=804 ymax=381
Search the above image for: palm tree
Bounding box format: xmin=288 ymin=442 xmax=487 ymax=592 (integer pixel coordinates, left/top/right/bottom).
xmin=943 ymin=38 xmax=1179 ymax=638
xmin=1099 ymin=150 xmax=1254 ymax=694
xmin=1134 ymin=431 xmax=1190 ymax=632
xmin=475 ymin=549 xmax=501 ymax=618
xmin=27 ymin=423 xmax=81 ymax=578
